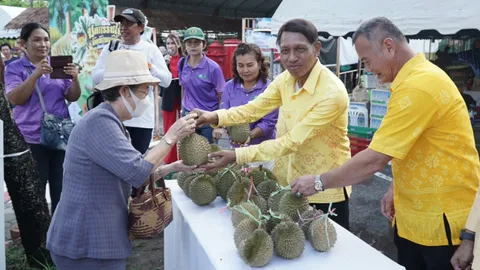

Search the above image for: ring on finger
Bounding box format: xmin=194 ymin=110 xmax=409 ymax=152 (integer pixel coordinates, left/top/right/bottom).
xmin=295 ymin=192 xmax=302 ymax=198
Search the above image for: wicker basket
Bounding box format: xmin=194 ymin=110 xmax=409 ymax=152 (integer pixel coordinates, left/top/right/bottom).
xmin=128 ymin=175 xmax=173 ymax=239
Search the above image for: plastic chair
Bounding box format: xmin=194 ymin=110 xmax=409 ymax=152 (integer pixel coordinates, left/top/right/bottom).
xmin=348 ymin=105 xmax=369 ymax=127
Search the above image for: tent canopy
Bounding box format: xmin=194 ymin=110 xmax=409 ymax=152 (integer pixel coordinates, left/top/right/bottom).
xmin=271 ymin=0 xmax=480 ymax=39
xmin=112 ymin=0 xmax=282 ymax=19
xmin=0 ymin=6 xmax=26 ymax=39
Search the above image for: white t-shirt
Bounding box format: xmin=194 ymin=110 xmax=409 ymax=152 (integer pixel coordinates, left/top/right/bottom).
xmin=92 ymin=40 xmax=172 ymax=129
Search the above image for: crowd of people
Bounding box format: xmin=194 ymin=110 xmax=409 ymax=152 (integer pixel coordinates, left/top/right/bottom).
xmin=1 ymin=5 xmax=480 ymax=270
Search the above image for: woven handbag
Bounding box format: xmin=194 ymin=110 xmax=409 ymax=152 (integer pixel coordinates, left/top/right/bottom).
xmin=128 ymin=175 xmax=173 ymax=239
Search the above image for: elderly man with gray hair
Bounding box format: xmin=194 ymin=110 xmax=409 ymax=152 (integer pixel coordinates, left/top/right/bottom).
xmin=291 ymin=17 xmax=480 ymax=270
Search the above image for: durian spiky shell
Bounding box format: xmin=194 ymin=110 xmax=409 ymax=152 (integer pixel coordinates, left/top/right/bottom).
xmin=257 ymin=180 xmax=279 ymax=200
xmin=268 ymin=190 xmax=289 ymax=212
xmin=249 ymin=195 xmax=268 ymax=214
xmin=231 ymin=202 xmax=262 ymax=227
xmin=180 ymin=174 xmax=198 ymax=197
xmin=248 ymin=167 xmax=277 ymax=187
xmin=308 ymin=217 xmax=337 ymax=252
xmin=278 ymin=192 xmax=310 ymax=222
xmin=266 ymin=212 xmax=292 ymax=234
xmin=298 ymin=208 xmax=324 ymax=236
xmin=238 ymin=229 xmax=274 ymax=267
xmin=178 ymin=133 xmax=210 ymax=166
xmin=188 ymin=175 xmax=217 ymax=206
xmin=227 ymin=124 xmax=251 ymax=144
xmin=234 ymin=218 xmax=260 ymax=248
xmin=177 ymin=172 xmax=193 ymax=190
xmin=271 ymin=221 xmax=305 ymax=259
xmin=210 ymin=143 xmax=222 ymax=153
xmin=216 ymin=168 xmax=240 ymax=201
xmin=226 ymin=177 xmax=250 ymax=207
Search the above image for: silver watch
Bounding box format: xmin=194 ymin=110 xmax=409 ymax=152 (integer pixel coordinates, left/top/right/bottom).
xmin=162 ymin=136 xmax=173 ymax=146
xmin=314 ymin=175 xmax=324 ymax=192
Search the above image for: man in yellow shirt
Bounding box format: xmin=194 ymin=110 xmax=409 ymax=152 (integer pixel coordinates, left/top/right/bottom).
xmin=194 ymin=19 xmax=352 ymax=229
xmin=291 ymin=17 xmax=480 ymax=270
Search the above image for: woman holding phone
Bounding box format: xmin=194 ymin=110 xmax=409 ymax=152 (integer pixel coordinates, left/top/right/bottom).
xmin=4 ymin=22 xmax=81 ymax=215
xmin=161 ymin=33 xmax=184 ymax=164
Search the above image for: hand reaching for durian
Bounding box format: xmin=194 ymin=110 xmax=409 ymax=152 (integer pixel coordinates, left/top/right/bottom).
xmin=190 ymin=108 xmax=219 ymax=127
xmin=166 ymin=113 xmax=197 ymax=142
xmin=290 ymin=175 xmax=317 ymax=197
xmin=213 ymin=128 xmax=223 ymax=140
xmin=200 ymin=150 xmax=236 ymax=171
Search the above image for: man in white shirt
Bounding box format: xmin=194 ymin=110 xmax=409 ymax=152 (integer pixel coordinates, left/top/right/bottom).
xmin=92 ymin=8 xmax=172 ymax=196
xmin=92 ymin=8 xmax=171 ymax=152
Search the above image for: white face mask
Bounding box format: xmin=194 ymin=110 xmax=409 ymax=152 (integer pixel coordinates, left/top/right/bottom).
xmin=121 ymin=87 xmax=150 ymax=118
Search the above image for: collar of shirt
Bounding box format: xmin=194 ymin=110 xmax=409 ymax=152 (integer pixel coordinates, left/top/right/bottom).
xmin=185 ymin=53 xmax=207 ymax=69
xmin=239 ymin=79 xmax=268 ymax=93
xmin=286 ymin=60 xmax=323 ymax=96
xmin=391 ymin=53 xmax=426 ymax=92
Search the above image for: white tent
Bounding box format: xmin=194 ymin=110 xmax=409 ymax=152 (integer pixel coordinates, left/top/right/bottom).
xmin=0 ymin=6 xmax=26 ymax=39
xmin=270 ymin=0 xmax=480 ymax=38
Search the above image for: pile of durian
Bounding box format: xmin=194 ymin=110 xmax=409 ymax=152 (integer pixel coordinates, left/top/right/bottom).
xmin=176 ymin=133 xmax=338 ymax=267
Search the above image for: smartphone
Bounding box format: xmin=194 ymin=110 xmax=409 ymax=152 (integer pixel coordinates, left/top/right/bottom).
xmin=50 ymin=55 xmax=73 ymax=79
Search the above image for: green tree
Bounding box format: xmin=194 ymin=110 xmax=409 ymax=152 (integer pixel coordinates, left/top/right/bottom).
xmin=1 ymin=0 xmax=48 ymax=8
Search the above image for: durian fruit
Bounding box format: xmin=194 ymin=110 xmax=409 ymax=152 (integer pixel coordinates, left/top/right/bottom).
xmin=226 ymin=177 xmax=250 ymax=207
xmin=178 ymin=133 xmax=211 ymax=166
xmin=227 ymin=124 xmax=251 ymax=144
xmin=278 ymin=192 xmax=310 ymax=222
xmin=308 ymin=217 xmax=337 ymax=252
xmin=267 ymin=189 xmax=289 ymax=212
xmin=298 ymin=208 xmax=324 ymax=236
xmin=180 ymin=174 xmax=198 ymax=197
xmin=266 ymin=212 xmax=292 ymax=234
xmin=234 ymin=217 xmax=261 ymax=248
xmin=231 ymin=201 xmax=262 ymax=227
xmin=238 ymin=229 xmax=274 ymax=267
xmin=177 ymin=172 xmax=192 ymax=190
xmin=216 ymin=167 xmax=241 ymax=201
xmin=210 ymin=143 xmax=222 ymax=153
xmin=257 ymin=180 xmax=279 ymax=200
xmin=188 ymin=175 xmax=217 ymax=206
xmin=249 ymin=195 xmax=268 ymax=214
xmin=271 ymin=221 xmax=305 ymax=259
xmin=248 ymin=165 xmax=277 ymax=187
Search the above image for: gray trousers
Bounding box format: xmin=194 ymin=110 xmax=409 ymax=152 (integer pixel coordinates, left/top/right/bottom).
xmin=51 ymin=252 xmax=126 ymax=270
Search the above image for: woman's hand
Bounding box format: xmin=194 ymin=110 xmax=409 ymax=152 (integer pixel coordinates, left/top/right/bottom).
xmin=64 ymin=63 xmax=79 ymax=81
xmin=165 ymin=113 xmax=197 ymax=142
xmin=33 ymin=59 xmax=52 ymax=78
xmin=213 ymin=128 xmax=223 ymax=141
xmin=171 ymin=160 xmax=202 ymax=173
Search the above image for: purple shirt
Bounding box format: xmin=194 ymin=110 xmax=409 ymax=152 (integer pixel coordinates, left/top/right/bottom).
xmin=179 ymin=54 xmax=225 ymax=112
xmin=221 ymin=79 xmax=278 ymax=146
xmin=5 ymin=56 xmax=72 ymax=144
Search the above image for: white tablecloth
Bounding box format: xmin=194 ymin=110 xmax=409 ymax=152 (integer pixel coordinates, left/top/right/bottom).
xmin=164 ymin=180 xmax=405 ymax=270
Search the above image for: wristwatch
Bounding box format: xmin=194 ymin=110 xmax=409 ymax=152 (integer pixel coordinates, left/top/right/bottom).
xmin=460 ymin=229 xmax=476 ymax=241
xmin=314 ymin=175 xmax=324 ymax=192
xmin=162 ymin=136 xmax=173 ymax=146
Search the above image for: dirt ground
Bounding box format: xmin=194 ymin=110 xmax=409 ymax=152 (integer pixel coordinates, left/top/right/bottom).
xmin=127 ymin=235 xmax=164 ymax=270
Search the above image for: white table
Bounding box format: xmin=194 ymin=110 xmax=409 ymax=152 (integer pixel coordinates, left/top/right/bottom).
xmin=164 ymin=180 xmax=405 ymax=270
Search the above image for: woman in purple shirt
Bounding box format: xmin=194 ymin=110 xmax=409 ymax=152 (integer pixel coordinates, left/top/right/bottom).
xmin=5 ymin=23 xmax=81 ymax=215
xmin=214 ymin=43 xmax=278 ymax=149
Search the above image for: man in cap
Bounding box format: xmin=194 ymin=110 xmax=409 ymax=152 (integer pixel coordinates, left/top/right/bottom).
xmin=92 ymin=10 xmax=171 ymax=154
xmin=179 ymin=26 xmax=225 ymax=143
xmin=92 ymin=8 xmax=172 ymax=196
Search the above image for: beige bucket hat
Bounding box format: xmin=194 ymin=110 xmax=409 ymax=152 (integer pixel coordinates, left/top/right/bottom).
xmin=95 ymin=50 xmax=160 ymax=91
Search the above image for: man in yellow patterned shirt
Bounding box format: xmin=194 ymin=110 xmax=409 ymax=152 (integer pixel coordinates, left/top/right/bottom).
xmin=194 ymin=19 xmax=352 ymax=229
xmin=291 ymin=17 xmax=480 ymax=270
xmin=292 ymin=18 xmax=480 ymax=270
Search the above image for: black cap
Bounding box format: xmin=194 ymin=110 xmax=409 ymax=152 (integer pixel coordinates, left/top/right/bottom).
xmin=114 ymin=8 xmax=146 ymax=25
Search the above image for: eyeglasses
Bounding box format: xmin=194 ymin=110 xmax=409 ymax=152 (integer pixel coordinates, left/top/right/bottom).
xmin=185 ymin=40 xmax=202 ymax=47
